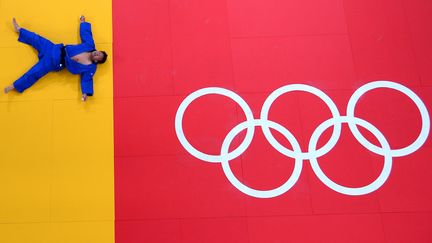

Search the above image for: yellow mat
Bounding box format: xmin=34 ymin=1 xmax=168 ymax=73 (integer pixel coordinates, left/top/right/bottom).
xmin=0 ymin=1 xmax=113 ymax=242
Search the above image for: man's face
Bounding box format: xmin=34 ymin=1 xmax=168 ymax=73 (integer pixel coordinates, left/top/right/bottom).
xmin=91 ymin=51 xmax=104 ymax=63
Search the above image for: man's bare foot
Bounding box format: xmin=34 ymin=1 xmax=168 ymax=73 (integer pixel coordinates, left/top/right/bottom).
xmin=4 ymin=85 xmax=15 ymax=93
xmin=12 ymin=18 xmax=21 ymax=33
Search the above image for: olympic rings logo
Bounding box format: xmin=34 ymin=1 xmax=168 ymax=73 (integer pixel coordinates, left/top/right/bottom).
xmin=175 ymin=81 xmax=430 ymax=198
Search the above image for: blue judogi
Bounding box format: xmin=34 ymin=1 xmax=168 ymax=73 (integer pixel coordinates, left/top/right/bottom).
xmin=13 ymin=22 xmax=97 ymax=95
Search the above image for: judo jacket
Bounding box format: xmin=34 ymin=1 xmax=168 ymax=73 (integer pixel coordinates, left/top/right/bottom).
xmin=64 ymin=22 xmax=97 ymax=96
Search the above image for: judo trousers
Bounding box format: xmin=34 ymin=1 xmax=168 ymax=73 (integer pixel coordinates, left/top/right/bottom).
xmin=13 ymin=28 xmax=64 ymax=93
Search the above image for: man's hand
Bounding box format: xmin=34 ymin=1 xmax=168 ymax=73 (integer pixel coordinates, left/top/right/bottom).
xmin=81 ymin=93 xmax=88 ymax=102
xmin=80 ymin=15 xmax=86 ymax=23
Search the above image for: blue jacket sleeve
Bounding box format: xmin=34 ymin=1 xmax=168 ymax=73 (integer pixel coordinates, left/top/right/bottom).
xmin=80 ymin=71 xmax=95 ymax=96
xmin=80 ymin=22 xmax=95 ymax=47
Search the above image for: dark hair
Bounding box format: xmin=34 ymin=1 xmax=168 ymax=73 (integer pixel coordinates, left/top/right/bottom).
xmin=98 ymin=51 xmax=108 ymax=64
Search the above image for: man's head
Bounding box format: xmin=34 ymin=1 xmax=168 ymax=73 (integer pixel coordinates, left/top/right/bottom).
xmin=91 ymin=50 xmax=108 ymax=64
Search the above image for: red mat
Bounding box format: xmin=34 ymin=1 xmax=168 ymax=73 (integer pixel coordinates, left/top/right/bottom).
xmin=114 ymin=0 xmax=432 ymax=242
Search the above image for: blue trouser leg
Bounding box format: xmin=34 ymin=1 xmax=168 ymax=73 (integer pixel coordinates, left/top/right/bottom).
xmin=18 ymin=28 xmax=54 ymax=59
xmin=13 ymin=29 xmax=61 ymax=93
xmin=13 ymin=59 xmax=52 ymax=93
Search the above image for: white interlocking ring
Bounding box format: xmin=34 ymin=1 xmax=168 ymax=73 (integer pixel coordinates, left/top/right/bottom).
xmin=309 ymin=116 xmax=392 ymax=195
xmin=221 ymin=119 xmax=303 ymax=198
xmin=347 ymin=81 xmax=430 ymax=157
xmin=175 ymin=81 xmax=430 ymax=198
xmin=261 ymin=84 xmax=341 ymax=160
xmin=175 ymin=87 xmax=255 ymax=163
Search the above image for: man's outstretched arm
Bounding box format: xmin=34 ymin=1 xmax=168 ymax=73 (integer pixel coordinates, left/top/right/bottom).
xmin=80 ymin=70 xmax=95 ymax=102
xmin=79 ymin=15 xmax=95 ymax=46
